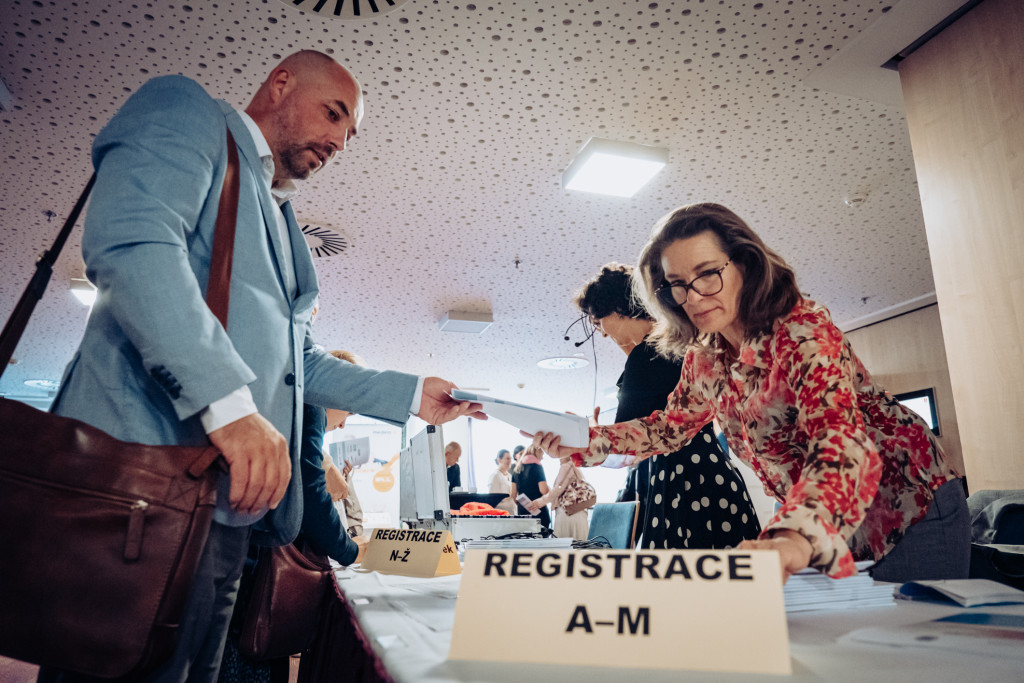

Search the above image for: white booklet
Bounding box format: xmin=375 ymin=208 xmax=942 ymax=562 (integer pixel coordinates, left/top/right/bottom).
xmin=450 ymin=390 xmax=590 ymax=448
xmin=894 ymin=579 xmax=1024 ymax=607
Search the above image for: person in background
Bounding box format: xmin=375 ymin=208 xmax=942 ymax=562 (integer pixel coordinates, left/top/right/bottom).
xmin=322 ymin=350 xmax=366 ymax=537
xmin=512 ymin=444 xmax=526 ymax=462
xmin=219 ymin=347 xmax=372 ymax=683
xmin=445 ymin=441 xmax=463 ymax=492
xmin=487 ymin=448 xmax=516 ymax=514
xmin=340 ymin=460 xmax=364 ymax=537
xmin=534 ymin=203 xmax=968 ymax=583
xmin=511 ymin=444 xmax=551 ymax=528
xmin=526 ymin=456 xmax=591 ymax=540
xmin=575 ymin=263 xmax=760 ymax=550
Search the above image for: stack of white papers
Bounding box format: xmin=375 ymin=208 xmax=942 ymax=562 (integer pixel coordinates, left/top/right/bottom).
xmin=784 ymin=563 xmax=893 ymax=613
xmin=461 ymin=537 xmax=574 ymax=551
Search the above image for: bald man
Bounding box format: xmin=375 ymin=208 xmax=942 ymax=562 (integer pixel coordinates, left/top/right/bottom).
xmin=44 ymin=51 xmax=482 ymax=682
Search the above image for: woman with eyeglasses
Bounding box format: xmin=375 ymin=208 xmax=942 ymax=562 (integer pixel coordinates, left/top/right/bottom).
xmin=533 ymin=203 xmax=968 ymax=583
xmin=575 ymin=263 xmax=761 ymax=550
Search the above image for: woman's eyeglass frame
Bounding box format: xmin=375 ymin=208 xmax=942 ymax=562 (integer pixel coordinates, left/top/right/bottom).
xmin=655 ymin=261 xmax=731 ymax=307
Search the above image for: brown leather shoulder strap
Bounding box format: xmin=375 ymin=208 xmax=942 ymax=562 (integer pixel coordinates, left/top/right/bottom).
xmin=207 ymin=128 xmax=240 ymax=329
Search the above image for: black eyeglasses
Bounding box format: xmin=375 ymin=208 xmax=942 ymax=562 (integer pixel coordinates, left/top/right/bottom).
xmin=655 ymin=261 xmax=731 ymax=307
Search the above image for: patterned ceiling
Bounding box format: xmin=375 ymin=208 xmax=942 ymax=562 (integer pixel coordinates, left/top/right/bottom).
xmin=0 ymin=0 xmax=937 ymax=416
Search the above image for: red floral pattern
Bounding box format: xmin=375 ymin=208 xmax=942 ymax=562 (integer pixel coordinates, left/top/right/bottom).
xmin=578 ymin=299 xmax=960 ymax=578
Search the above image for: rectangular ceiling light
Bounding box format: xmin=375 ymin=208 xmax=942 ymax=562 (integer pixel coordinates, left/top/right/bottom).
xmin=562 ymin=137 xmax=669 ymax=198
xmin=438 ymin=311 xmax=493 ymax=334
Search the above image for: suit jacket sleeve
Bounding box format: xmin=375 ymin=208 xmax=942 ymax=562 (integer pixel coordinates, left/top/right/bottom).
xmin=302 ymin=334 xmax=418 ymax=427
xmin=83 ymin=75 xmax=255 ymax=419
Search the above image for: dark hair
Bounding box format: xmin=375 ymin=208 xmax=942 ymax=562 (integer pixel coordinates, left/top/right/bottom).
xmin=512 ymin=444 xmax=525 ymax=456
xmin=574 ymin=263 xmax=652 ymax=321
xmin=495 ymin=449 xmax=510 ymax=464
xmin=635 ymin=203 xmax=800 ymax=357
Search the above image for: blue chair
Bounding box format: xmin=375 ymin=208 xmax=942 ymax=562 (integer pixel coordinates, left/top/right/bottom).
xmin=588 ymin=501 xmax=639 ymax=549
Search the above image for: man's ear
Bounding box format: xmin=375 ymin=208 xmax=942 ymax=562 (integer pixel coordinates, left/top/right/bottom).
xmin=266 ymin=66 xmax=295 ymax=105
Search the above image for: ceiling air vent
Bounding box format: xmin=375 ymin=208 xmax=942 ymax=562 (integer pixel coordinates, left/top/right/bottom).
xmin=278 ymin=0 xmax=410 ymax=21
xmin=301 ymin=224 xmax=351 ymax=258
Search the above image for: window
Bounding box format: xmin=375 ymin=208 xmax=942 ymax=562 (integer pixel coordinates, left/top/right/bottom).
xmin=894 ymin=388 xmax=940 ymax=436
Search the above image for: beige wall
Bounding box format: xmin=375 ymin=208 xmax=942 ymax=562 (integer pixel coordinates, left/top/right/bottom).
xmin=845 ymin=305 xmax=963 ymax=477
xmin=899 ymin=0 xmax=1024 ymax=489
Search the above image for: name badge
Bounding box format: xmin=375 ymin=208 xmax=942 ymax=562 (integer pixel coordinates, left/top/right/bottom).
xmin=450 ymin=549 xmax=790 ymax=675
xmin=360 ymin=528 xmax=460 ymax=578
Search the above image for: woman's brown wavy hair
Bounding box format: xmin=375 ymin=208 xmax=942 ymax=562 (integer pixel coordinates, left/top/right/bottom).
xmin=633 ymin=203 xmax=801 ymax=358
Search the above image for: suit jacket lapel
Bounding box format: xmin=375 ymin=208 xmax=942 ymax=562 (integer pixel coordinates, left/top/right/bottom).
xmin=221 ymin=105 xmax=293 ymax=300
xmin=283 ymin=203 xmax=319 ymax=311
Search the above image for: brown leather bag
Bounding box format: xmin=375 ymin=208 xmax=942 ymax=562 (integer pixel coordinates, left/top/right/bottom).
xmin=238 ymin=542 xmax=334 ymax=660
xmin=0 ymin=130 xmax=240 ymax=678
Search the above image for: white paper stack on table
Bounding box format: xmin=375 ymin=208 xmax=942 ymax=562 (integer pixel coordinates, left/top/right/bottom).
xmin=450 ymin=390 xmax=590 ymax=448
xmin=784 ymin=561 xmax=894 ymax=613
xmin=461 ymin=537 xmax=574 ymax=551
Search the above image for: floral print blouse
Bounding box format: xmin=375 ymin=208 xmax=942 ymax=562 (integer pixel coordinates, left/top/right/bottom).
xmin=573 ymin=299 xmax=960 ymax=578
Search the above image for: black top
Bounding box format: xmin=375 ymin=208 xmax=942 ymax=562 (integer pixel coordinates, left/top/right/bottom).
xmin=614 ymin=340 xmax=761 ymax=549
xmin=298 ymin=404 xmax=359 ymax=565
xmin=447 ymin=463 xmax=461 ymax=491
xmin=512 ymin=462 xmax=551 ymax=528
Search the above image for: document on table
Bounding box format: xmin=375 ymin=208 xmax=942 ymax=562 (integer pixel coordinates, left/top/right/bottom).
xmin=894 ymin=579 xmax=1024 ymax=607
xmin=450 ymin=390 xmax=590 ymax=448
xmin=843 ymin=611 xmax=1024 ymax=660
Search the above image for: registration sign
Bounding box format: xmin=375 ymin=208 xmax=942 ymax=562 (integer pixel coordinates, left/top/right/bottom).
xmin=449 ymin=549 xmax=790 ymax=675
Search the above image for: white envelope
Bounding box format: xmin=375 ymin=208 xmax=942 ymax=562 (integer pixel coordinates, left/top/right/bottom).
xmin=450 ymin=390 xmax=590 ymax=448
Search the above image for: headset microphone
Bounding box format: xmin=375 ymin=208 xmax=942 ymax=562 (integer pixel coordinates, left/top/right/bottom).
xmin=562 ymin=313 xmax=596 ymax=347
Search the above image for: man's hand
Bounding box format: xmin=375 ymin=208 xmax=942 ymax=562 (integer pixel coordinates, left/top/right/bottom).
xmin=208 ymin=413 xmax=290 ymax=515
xmin=738 ymin=530 xmax=813 ymax=583
xmin=416 ymin=377 xmax=487 ymax=424
xmin=352 ymin=535 xmax=369 ymax=564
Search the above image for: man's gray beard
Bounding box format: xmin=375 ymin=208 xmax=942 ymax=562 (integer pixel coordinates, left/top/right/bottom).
xmin=279 ymin=144 xmax=315 ymax=181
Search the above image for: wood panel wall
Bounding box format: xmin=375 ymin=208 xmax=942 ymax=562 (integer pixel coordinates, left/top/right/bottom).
xmin=898 ymin=0 xmax=1024 ymax=490
xmin=845 ymin=305 xmax=964 ymax=477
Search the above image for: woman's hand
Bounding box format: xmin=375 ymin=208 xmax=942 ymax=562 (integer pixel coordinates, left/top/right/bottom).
xmin=520 ymin=430 xmax=581 ymax=460
xmin=738 ymin=530 xmax=813 ymax=583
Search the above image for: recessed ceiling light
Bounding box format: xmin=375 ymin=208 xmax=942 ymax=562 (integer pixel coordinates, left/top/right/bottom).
xmin=70 ymin=278 xmax=97 ymax=307
xmin=562 ymin=137 xmax=669 ymax=198
xmin=537 ymin=356 xmax=590 ymax=370
xmin=438 ymin=311 xmax=493 ymax=334
xmin=24 ymin=379 xmax=59 ymax=391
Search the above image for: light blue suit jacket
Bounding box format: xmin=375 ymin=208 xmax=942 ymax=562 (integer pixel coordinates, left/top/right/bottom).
xmin=52 ymin=76 xmax=418 ymax=545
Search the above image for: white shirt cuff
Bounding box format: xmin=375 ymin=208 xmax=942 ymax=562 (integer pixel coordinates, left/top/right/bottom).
xmin=201 ymin=385 xmax=258 ymax=433
xmin=409 ymin=376 xmax=425 ymax=417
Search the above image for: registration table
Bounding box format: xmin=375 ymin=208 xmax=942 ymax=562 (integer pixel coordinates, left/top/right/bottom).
xmin=299 ymin=566 xmax=1024 ymax=683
